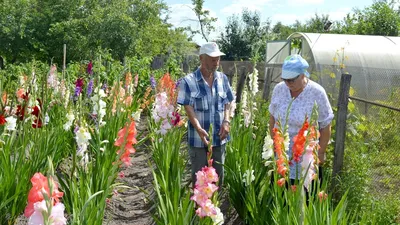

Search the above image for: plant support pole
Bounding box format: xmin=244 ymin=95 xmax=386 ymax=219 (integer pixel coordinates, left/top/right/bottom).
xmin=331 ymin=74 xmax=352 ymax=189
xmin=63 ymin=44 xmax=66 ymax=81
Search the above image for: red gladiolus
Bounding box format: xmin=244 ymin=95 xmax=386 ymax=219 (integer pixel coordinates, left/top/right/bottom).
xmin=171 ymin=111 xmax=181 ymax=126
xmin=24 ymin=172 xmax=63 ymax=218
xmin=0 ymin=114 xmax=6 ymax=125
xmin=292 ymin=119 xmax=309 ymax=163
xmin=31 ymin=99 xmax=43 ymax=128
xmin=115 ymin=121 xmax=137 ymax=166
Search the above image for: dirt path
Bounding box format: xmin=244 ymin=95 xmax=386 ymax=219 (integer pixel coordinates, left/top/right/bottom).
xmin=104 ymin=119 xmax=243 ymax=225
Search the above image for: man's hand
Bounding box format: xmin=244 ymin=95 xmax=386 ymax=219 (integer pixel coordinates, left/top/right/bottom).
xmin=197 ymin=128 xmax=210 ymax=146
xmin=218 ymin=121 xmax=230 ymax=141
xmin=318 ymin=151 xmax=326 ymax=165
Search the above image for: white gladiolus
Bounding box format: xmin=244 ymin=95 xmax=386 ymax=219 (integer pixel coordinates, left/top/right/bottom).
xmin=63 ymin=112 xmax=75 ymax=131
xmin=249 ymin=68 xmax=259 ymax=96
xmin=242 ymin=169 xmax=255 ymax=186
xmin=5 ymin=116 xmax=17 ymax=131
xmin=132 ymin=109 xmax=143 ymax=122
xmin=91 ymin=88 xmax=107 ymax=127
xmin=211 ymin=207 xmax=224 ymax=225
xmin=262 ymin=134 xmax=274 ymax=167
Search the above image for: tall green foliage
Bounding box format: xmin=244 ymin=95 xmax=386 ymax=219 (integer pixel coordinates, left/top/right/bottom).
xmin=0 ymin=0 xmax=192 ymax=65
xmin=218 ymin=10 xmax=270 ymax=60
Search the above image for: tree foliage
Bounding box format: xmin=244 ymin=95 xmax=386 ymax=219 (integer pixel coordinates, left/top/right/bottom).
xmin=218 ymin=9 xmax=270 ymax=61
xmin=0 ymin=0 xmax=192 ymax=65
xmin=188 ymin=0 xmax=218 ymax=42
xmin=268 ymin=1 xmax=400 ymax=40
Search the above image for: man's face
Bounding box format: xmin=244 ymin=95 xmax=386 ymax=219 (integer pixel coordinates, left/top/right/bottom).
xmin=200 ymin=55 xmax=220 ymax=73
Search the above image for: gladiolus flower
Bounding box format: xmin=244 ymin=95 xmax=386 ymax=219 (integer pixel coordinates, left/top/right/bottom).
xmin=24 ymin=173 xmax=63 ymax=218
xmin=318 ymin=191 xmax=328 ymax=202
xmin=5 ymin=116 xmax=17 ymax=131
xmin=277 ymin=178 xmax=286 ymax=187
xmin=292 ymin=118 xmax=309 ymax=162
xmin=115 ymin=121 xmax=137 ymax=166
xmin=87 ymin=61 xmax=93 ymax=75
xmin=0 ymin=114 xmax=6 ymax=125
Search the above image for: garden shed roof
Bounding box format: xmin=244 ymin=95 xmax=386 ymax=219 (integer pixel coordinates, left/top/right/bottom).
xmin=288 ymin=32 xmax=400 ymax=71
xmin=266 ymin=32 xmax=400 ymax=104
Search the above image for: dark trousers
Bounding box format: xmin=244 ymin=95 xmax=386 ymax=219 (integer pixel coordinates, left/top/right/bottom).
xmin=188 ymin=144 xmax=226 ymax=187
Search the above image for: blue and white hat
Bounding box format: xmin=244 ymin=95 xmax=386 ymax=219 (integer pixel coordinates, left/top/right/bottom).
xmin=281 ymin=54 xmax=310 ymax=79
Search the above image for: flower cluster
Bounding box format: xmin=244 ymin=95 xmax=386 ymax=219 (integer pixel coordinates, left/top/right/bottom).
xmin=47 ymin=65 xmax=59 ymax=92
xmin=300 ymin=125 xmax=320 ymax=191
xmin=152 ymin=92 xmax=179 ymax=135
xmin=191 ymin=166 xmax=224 ymax=224
xmin=292 ymin=118 xmax=309 ymax=163
xmin=91 ymin=87 xmax=107 ymax=127
xmin=24 ymin=172 xmax=66 ymax=225
xmin=63 ymin=111 xmax=75 ymax=131
xmin=262 ymin=131 xmax=274 ymax=167
xmin=273 ymin=126 xmax=289 ymax=187
xmin=242 ymin=169 xmax=255 ymax=186
xmin=75 ymin=125 xmax=92 ymax=168
xmin=249 ymin=68 xmax=259 ymax=97
xmin=114 ymin=120 xmax=137 ymax=167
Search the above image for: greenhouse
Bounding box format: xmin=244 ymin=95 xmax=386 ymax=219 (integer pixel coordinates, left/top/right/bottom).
xmin=265 ymin=32 xmax=400 ymax=107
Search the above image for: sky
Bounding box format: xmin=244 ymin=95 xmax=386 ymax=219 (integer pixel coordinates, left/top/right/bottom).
xmin=164 ymin=0 xmax=375 ymax=44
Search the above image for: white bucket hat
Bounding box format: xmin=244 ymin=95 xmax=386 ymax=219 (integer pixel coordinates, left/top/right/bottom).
xmin=199 ymin=42 xmax=225 ymax=57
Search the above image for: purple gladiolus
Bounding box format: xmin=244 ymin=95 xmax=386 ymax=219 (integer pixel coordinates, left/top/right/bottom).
xmin=87 ymin=79 xmax=94 ymax=97
xmin=150 ymin=75 xmax=156 ymax=89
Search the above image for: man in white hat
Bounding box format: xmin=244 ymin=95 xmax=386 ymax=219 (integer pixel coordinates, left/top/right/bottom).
xmin=177 ymin=42 xmax=234 ymax=186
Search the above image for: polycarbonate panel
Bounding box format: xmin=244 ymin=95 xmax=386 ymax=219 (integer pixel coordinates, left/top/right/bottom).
xmin=265 ymin=40 xmax=290 ymax=64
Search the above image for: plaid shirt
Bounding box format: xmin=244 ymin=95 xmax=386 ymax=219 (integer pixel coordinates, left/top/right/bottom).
xmin=177 ymin=68 xmax=234 ymax=148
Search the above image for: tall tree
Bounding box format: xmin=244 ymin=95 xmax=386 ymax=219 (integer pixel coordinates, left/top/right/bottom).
xmin=0 ymin=0 xmax=191 ymax=64
xmin=189 ymin=0 xmax=217 ymax=42
xmin=218 ymin=9 xmax=270 ymax=61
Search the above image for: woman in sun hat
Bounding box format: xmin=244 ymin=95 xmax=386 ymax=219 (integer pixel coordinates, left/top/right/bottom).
xmin=268 ymin=54 xmax=334 ymax=185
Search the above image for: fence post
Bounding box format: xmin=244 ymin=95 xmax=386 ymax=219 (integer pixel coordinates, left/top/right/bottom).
xmin=331 ymin=73 xmax=352 ymax=191
xmin=235 ymin=67 xmax=247 ymax=105
xmin=262 ymin=67 xmax=272 ymax=100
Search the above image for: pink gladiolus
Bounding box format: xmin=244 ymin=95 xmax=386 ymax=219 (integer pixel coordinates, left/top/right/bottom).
xmin=277 ymin=178 xmax=286 ymax=187
xmin=24 ymin=173 xmax=63 ymax=218
xmin=318 ymin=191 xmax=328 ymax=202
xmin=195 ymin=199 xmax=217 ymax=218
xmin=197 ymin=183 xmax=218 ymax=198
xmin=203 ymin=166 xmax=219 ymax=183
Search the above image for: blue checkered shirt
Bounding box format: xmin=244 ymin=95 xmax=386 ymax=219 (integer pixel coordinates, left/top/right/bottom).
xmin=177 ymin=68 xmax=234 ymax=148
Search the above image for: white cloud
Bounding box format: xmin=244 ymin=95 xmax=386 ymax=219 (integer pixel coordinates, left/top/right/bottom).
xmin=287 ymin=0 xmax=324 ymax=6
xmin=221 ymin=0 xmax=274 ymax=16
xmin=166 ymin=4 xmax=222 ymax=44
xmin=271 ymin=7 xmax=352 ymax=25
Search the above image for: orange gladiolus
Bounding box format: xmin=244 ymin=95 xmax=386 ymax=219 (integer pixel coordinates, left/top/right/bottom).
xmin=24 ymin=173 xmax=63 ymax=217
xmin=157 ymin=73 xmax=176 ymax=104
xmin=115 ymin=121 xmax=137 ymax=166
xmin=1 ymin=91 xmax=7 ymax=105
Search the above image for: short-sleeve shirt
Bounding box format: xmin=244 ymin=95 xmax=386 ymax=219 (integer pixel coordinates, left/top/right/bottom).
xmin=269 ymin=80 xmax=334 ymax=179
xmin=177 ymin=68 xmax=234 ymax=148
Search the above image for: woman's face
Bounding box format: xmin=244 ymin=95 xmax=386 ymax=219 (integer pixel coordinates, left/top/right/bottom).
xmin=283 ymin=74 xmax=304 ymax=92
